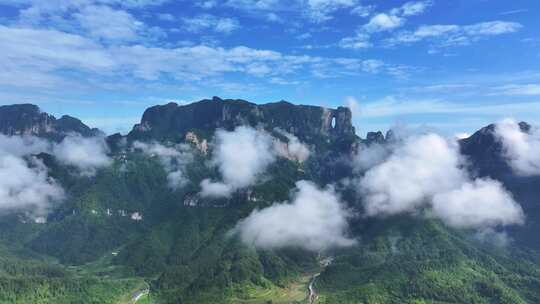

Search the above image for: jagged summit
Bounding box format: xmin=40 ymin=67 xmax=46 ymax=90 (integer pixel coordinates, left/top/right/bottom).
xmin=128 ymin=97 xmax=357 ymax=146
xmin=0 ymin=104 xmax=102 ymax=141
xmin=459 ymin=121 xmax=530 ymax=176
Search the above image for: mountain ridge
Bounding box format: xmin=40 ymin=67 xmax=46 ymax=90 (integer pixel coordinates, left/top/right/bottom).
xmin=0 ymin=103 xmax=103 ymax=141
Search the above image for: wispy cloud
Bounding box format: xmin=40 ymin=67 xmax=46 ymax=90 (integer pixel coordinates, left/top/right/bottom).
xmin=386 ymin=21 xmax=522 ymax=48
xmin=491 ymin=84 xmax=540 ymax=96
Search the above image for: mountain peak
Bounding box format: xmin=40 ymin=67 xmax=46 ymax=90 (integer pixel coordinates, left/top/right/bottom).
xmin=129 ymin=98 xmax=357 ymax=149
xmin=0 ymin=104 xmax=102 ymax=141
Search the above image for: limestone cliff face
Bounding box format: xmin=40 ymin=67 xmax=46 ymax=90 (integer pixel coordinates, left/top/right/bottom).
xmin=0 ymin=104 xmax=102 ymax=141
xmin=128 ymin=97 xmax=357 ymax=150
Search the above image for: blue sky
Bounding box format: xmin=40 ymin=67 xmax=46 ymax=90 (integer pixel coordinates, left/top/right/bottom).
xmin=0 ymin=0 xmax=539 ymax=136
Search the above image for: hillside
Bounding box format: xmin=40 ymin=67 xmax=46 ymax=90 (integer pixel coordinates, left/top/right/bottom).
xmin=0 ymin=100 xmax=539 ymax=303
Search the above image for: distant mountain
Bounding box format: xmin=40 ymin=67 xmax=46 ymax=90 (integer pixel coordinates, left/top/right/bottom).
xmin=128 ymin=97 xmax=357 ymax=150
xmin=0 ymin=104 xmax=103 ymax=141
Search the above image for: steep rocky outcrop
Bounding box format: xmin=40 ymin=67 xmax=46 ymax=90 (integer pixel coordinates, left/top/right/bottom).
xmin=459 ymin=122 xmax=530 ymax=176
xmin=128 ymin=97 xmax=357 ymax=150
xmin=0 ymin=104 xmax=102 ymax=141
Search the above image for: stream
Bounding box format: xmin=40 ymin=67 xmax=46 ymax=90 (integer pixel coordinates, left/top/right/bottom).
xmin=308 ymin=256 xmax=333 ymax=304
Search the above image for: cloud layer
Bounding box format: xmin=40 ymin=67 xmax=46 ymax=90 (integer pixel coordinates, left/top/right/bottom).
xmin=231 ymin=180 xmax=355 ymax=251
xmin=200 ymin=126 xmax=276 ymax=197
xmin=273 ymin=128 xmax=311 ymax=163
xmin=0 ymin=135 xmax=64 ymax=216
xmin=133 ymin=141 xmax=194 ymax=189
xmin=495 ymin=119 xmax=540 ymax=176
xmin=356 ymin=133 xmax=524 ymax=232
xmin=200 ymin=126 xmax=312 ymax=197
xmin=53 ymin=136 xmax=112 ymax=177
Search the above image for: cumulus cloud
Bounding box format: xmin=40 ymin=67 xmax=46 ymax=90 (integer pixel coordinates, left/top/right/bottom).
xmin=0 ymin=135 xmax=64 ymax=216
xmin=200 ymin=126 xmax=276 ymax=198
xmin=133 ymin=141 xmax=194 ymax=189
xmin=231 ymin=180 xmax=355 ymax=251
xmin=495 ymin=119 xmax=540 ymax=176
xmin=200 ymin=126 xmax=313 ymax=197
xmin=363 ymin=13 xmax=404 ymax=33
xmin=74 ymin=5 xmax=143 ymax=42
xmin=356 ymin=133 xmax=524 ymax=231
xmin=273 ymin=128 xmax=311 ymax=163
xmin=340 ymin=1 xmax=432 ymax=49
xmin=431 ymin=179 xmax=524 ymax=229
xmin=353 ymin=143 xmax=390 ymax=172
xmin=53 ymin=135 xmax=112 ymax=177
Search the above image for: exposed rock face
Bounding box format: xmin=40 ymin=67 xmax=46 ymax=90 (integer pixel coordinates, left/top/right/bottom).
xmin=459 ymin=122 xmax=530 ymax=176
xmin=0 ymin=104 xmax=102 ymax=141
xmin=128 ymin=97 xmax=357 ymax=149
xmin=365 ymin=131 xmax=385 ymax=144
xmin=185 ymin=132 xmax=208 ymax=154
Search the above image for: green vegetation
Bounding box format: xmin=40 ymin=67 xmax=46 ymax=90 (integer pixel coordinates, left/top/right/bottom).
xmin=1 ymin=127 xmax=540 ymax=303
xmin=317 ymin=218 xmax=540 ymax=304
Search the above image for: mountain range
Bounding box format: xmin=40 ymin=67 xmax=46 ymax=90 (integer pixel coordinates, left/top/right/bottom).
xmin=0 ymin=98 xmax=539 ymax=304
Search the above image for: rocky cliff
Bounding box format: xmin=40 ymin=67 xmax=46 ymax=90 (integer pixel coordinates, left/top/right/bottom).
xmin=128 ymin=97 xmax=357 ymax=149
xmin=459 ymin=121 xmax=530 ymax=176
xmin=0 ymin=104 xmax=102 ymax=141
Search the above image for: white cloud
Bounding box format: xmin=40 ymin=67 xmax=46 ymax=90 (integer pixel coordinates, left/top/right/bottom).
xmin=363 ymin=13 xmax=404 ymax=33
xmin=0 ymin=134 xmax=49 ymax=157
xmin=387 ymin=21 xmax=522 ymax=47
xmin=353 ymin=143 xmax=390 ymax=171
xmin=133 ymin=141 xmax=194 ymax=189
xmin=495 ymin=119 xmax=540 ymax=176
xmin=341 ymin=1 xmax=432 ymax=49
xmin=431 ymin=179 xmax=524 ymax=229
xmin=231 ymin=180 xmax=356 ymax=251
xmin=357 ymin=133 xmax=524 ymax=231
xmin=182 ymin=14 xmax=240 ymax=34
xmin=397 ymin=1 xmax=432 ymax=17
xmin=224 ymin=0 xmax=358 ymax=22
xmin=491 ymin=84 xmax=540 ymax=96
xmin=200 ymin=126 xmax=276 ymax=197
xmin=53 ymin=135 xmax=112 ymax=177
xmin=273 ymin=129 xmax=311 ymax=163
xmin=196 ymin=0 xmax=218 ymax=9
xmin=360 ymin=134 xmax=466 ymax=216
xmin=464 ymin=21 xmax=522 ymax=36
xmin=454 ymin=132 xmax=470 ymax=140
xmin=199 ymin=179 xmax=233 ymax=198
xmin=350 ymin=5 xmax=374 ymax=17
xmin=0 ymin=25 xmax=115 ymax=74
xmin=0 ymin=134 xmax=64 ymax=215
xmin=0 ymin=22 xmax=400 ymax=89
xmin=74 ymin=5 xmax=143 ymax=42
xmin=338 ymin=33 xmax=372 ymax=49
xmin=305 ymin=0 xmax=358 ymax=22
xmin=357 ymin=96 xmax=540 ymax=119
xmin=200 ymin=126 xmax=312 ymax=197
